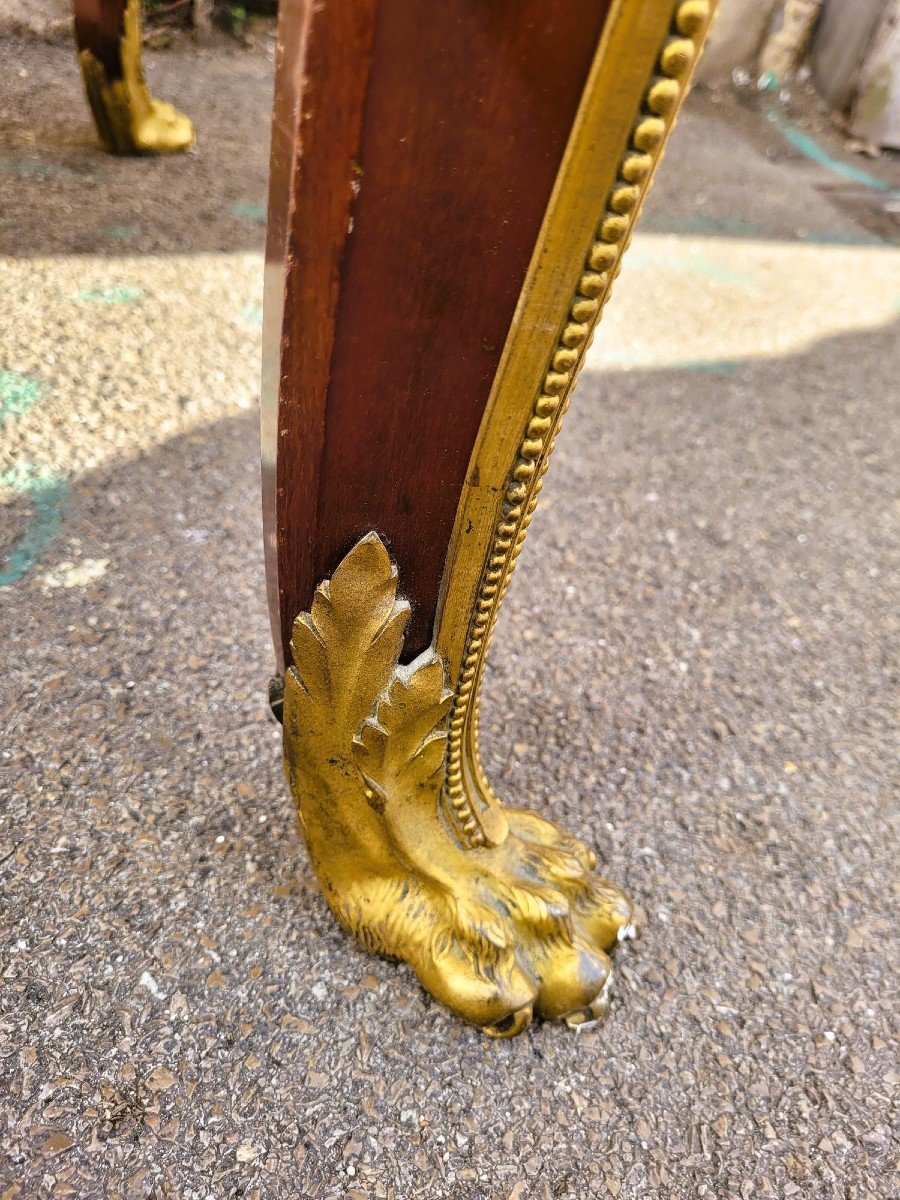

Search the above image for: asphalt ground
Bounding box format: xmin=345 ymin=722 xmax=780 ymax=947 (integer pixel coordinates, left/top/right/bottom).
xmin=1 ymin=35 xmax=898 ymax=1200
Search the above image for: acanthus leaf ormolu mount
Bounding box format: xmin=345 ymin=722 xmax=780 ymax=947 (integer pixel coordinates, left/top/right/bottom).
xmin=263 ymin=0 xmax=716 ymax=1035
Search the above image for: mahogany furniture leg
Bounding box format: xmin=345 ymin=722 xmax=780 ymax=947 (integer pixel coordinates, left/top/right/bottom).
xmin=263 ymin=0 xmax=715 ymax=1036
xmin=73 ymin=0 xmax=194 ymax=154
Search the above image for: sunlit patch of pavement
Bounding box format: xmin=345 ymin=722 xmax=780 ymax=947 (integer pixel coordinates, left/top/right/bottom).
xmin=588 ymin=233 xmax=900 ymax=374
xmin=0 ymin=252 xmax=263 ymax=487
xmin=0 ymin=251 xmax=263 ymax=582
xmin=3 ymin=234 xmax=898 ymax=583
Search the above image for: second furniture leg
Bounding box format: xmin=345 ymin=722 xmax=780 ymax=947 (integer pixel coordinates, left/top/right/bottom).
xmin=73 ymin=0 xmax=194 ymax=155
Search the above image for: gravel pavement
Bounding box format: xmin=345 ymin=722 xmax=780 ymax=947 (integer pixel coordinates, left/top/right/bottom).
xmin=1 ymin=36 xmax=898 ymax=1200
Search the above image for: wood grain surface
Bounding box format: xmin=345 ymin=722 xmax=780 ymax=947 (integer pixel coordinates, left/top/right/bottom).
xmin=263 ymin=0 xmax=612 ymax=665
xmin=73 ymin=0 xmax=128 ymax=79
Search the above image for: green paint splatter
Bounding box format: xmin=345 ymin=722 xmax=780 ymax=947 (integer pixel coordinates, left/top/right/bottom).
xmin=681 ymin=359 xmax=739 ymax=376
xmin=240 ymin=304 xmax=263 ymax=327
xmin=0 ymin=157 xmax=95 ymax=183
xmin=765 ymin=108 xmax=900 ymax=197
xmin=626 ymin=248 xmax=757 ymax=288
xmin=72 ymin=285 xmax=144 ymax=304
xmin=678 ymin=256 xmax=754 ymax=287
xmin=0 ymin=463 xmax=66 ymax=586
xmin=642 ymin=210 xmax=888 ymax=246
xmin=600 ymin=351 xmax=740 ymax=376
xmin=799 ymin=229 xmax=889 ymax=247
xmin=643 ymin=214 xmax=772 ymax=239
xmin=0 ymin=371 xmax=43 ymax=422
xmin=231 ymin=202 xmax=266 ymax=223
xmin=107 ymin=225 xmax=138 ymax=239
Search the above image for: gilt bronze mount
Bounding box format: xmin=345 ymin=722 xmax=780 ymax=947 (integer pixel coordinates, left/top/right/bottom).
xmin=283 ymin=532 xmax=634 ymax=1035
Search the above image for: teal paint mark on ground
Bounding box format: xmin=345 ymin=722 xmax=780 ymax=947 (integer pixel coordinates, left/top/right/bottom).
xmin=107 ymin=225 xmax=138 ymax=239
xmin=72 ymin=285 xmax=144 ymax=304
xmin=643 ymin=210 xmax=888 ymax=246
xmin=240 ymin=304 xmax=263 ymax=327
xmin=681 ymin=359 xmax=739 ymax=376
xmin=798 ymin=228 xmax=891 ymax=246
xmin=601 ymin=351 xmax=741 ymax=376
xmin=643 ymin=213 xmax=772 ymax=239
xmin=231 ymin=202 xmax=266 ymax=223
xmin=765 ymin=108 xmax=900 ymax=196
xmin=0 ymin=156 xmax=97 ymax=183
xmin=625 ymin=247 xmax=757 ymax=288
xmin=0 ymin=463 xmax=67 ymax=586
xmin=0 ymin=371 xmax=43 ymax=422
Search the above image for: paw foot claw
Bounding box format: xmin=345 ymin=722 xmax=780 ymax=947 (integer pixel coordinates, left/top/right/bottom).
xmin=484 ymin=1004 xmax=535 ymax=1039
xmin=328 ymin=815 xmax=631 ymax=1035
xmin=563 ymin=976 xmax=612 ymax=1029
xmin=530 ymin=939 xmax=611 ymax=1021
xmin=574 ymin=877 xmax=634 ymax=951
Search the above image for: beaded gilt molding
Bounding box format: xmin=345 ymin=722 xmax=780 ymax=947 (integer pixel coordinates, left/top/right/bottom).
xmin=438 ymin=0 xmax=715 ymax=848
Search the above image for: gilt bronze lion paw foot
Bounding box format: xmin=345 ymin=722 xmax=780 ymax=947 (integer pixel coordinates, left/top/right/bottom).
xmin=282 ymin=535 xmax=633 ymax=1036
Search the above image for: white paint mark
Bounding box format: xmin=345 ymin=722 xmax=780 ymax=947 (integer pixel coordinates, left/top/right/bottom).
xmin=139 ymin=971 xmax=167 ymax=1000
xmin=42 ymin=558 xmax=108 ymax=590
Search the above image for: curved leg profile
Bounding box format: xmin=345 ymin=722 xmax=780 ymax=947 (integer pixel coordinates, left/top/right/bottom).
xmin=264 ymin=0 xmax=715 ymax=1034
xmin=74 ymin=0 xmax=194 ymax=155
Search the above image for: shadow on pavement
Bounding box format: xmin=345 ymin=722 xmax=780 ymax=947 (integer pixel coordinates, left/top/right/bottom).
xmin=1 ymin=318 xmax=896 ymax=1194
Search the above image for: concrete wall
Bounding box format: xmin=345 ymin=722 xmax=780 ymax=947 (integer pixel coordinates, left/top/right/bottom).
xmin=848 ymin=0 xmax=900 ymax=148
xmin=810 ymin=0 xmax=886 ymax=111
xmin=696 ymin=0 xmax=779 ymax=85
